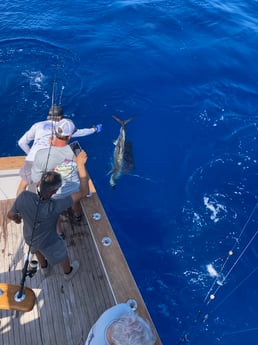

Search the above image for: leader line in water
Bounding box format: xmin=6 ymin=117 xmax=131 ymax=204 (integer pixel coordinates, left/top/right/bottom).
xmin=176 ymin=202 xmax=258 ymax=345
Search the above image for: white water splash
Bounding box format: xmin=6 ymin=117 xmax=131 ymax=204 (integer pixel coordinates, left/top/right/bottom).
xmin=203 ymin=196 xmax=226 ymax=223
xmin=206 ymin=264 xmax=223 ymax=286
xmin=206 ymin=263 xmax=219 ymax=278
xmin=22 ymin=70 xmax=45 ymax=90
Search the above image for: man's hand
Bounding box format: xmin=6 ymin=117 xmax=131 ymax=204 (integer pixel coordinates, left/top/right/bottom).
xmin=14 ymin=214 xmax=22 ymax=224
xmin=72 ymin=150 xmax=90 ymax=201
xmin=75 ymin=150 xmax=87 ymax=166
xmin=7 ymin=211 xmax=22 ymax=224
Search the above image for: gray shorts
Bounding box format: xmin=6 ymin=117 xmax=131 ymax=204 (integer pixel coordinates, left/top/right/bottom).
xmin=32 ymin=237 xmax=68 ymax=266
xmin=19 ymin=160 xmax=33 ymax=184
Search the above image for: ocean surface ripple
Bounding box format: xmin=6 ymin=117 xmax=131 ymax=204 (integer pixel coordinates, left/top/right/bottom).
xmin=1 ymin=1 xmax=258 ymax=344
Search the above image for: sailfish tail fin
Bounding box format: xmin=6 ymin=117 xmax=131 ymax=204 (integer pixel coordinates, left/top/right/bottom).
xmin=112 ymin=115 xmax=136 ymax=128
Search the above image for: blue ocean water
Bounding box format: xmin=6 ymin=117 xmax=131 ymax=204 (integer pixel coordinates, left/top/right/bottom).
xmin=1 ymin=1 xmax=258 ymax=344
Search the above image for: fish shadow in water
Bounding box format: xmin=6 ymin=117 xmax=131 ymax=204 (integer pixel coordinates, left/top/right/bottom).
xmin=122 ymin=141 xmax=135 ymax=174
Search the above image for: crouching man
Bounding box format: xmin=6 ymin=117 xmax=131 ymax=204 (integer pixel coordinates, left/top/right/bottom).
xmin=7 ymin=150 xmax=89 ymax=281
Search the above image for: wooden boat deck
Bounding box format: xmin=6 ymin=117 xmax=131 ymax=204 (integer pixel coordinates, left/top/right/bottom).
xmin=0 ymin=156 xmax=162 ymax=345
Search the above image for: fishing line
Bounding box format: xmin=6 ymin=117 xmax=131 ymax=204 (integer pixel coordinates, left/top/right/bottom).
xmin=212 ymin=266 xmax=258 ymax=312
xmin=203 ymin=249 xmax=233 ymax=304
xmin=176 ymin=202 xmax=258 ymax=345
xmin=44 ymin=60 xmax=65 ymax=171
xmin=231 ymin=202 xmax=257 ymax=250
xmin=177 ymin=267 xmax=258 ymax=344
xmin=58 ymin=85 xmax=65 ymax=106
xmin=222 ymin=326 xmax=258 ymax=337
xmin=51 ymin=61 xmax=61 ymax=107
xmin=206 ymin=229 xmax=258 ymax=305
xmin=17 ymin=62 xmax=64 ymax=298
xmin=203 ymin=202 xmax=258 ymax=305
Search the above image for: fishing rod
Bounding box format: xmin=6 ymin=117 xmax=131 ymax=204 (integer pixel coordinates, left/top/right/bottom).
xmin=16 ymin=196 xmax=43 ymax=301
xmin=0 ymin=63 xmax=65 ymax=312
xmin=51 ymin=57 xmax=65 ymax=108
xmin=51 ymin=60 xmax=61 ymax=107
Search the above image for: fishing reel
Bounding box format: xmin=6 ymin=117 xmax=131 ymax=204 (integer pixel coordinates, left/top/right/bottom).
xmin=26 ymin=260 xmax=38 ymax=278
xmin=0 ymin=259 xmax=38 ymax=312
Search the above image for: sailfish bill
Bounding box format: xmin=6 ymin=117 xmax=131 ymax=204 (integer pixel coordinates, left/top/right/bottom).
xmin=109 ymin=115 xmax=135 ymax=187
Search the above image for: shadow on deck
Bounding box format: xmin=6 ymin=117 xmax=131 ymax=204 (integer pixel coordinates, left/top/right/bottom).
xmin=0 ymin=201 xmax=115 ymax=345
xmin=0 ymin=156 xmax=162 ymax=345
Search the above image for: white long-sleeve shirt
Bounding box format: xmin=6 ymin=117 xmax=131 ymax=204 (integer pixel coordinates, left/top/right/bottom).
xmin=18 ymin=120 xmax=95 ymax=161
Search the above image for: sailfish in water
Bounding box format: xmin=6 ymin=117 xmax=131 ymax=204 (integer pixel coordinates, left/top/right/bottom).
xmin=109 ymin=115 xmax=135 ymax=187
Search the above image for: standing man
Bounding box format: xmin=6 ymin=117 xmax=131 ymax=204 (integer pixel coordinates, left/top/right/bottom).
xmin=17 ymin=104 xmax=102 ymax=195
xmin=7 ymin=150 xmax=89 ymax=280
xmin=31 ymin=118 xmax=86 ymax=230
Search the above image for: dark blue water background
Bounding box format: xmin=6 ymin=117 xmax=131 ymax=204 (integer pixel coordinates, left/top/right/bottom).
xmin=1 ymin=1 xmax=258 ymax=344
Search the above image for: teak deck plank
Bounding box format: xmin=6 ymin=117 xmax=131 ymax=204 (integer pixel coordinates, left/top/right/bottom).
xmin=0 ymin=201 xmax=115 ymax=345
xmin=0 ymin=156 xmax=25 ymax=170
xmin=0 ymin=156 xmax=162 ymax=345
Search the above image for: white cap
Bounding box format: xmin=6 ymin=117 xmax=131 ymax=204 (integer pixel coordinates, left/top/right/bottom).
xmin=55 ymin=119 xmax=76 ymax=137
